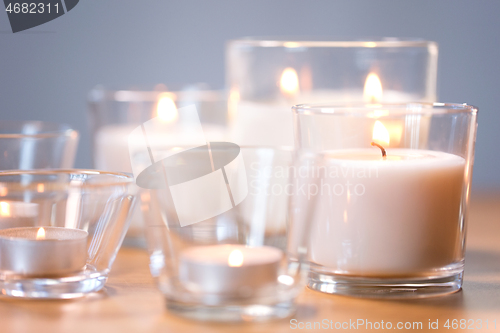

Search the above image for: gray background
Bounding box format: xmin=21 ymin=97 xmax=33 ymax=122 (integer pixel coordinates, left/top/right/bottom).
xmin=0 ymin=0 xmax=499 ymax=190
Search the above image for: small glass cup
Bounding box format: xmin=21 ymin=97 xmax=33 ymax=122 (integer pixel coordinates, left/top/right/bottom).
xmin=291 ymin=103 xmax=478 ymax=298
xmin=0 ymin=121 xmax=78 ymax=170
xmin=88 ymin=86 xmax=228 ymax=245
xmin=142 ymin=146 xmax=308 ymax=321
xmin=0 ymin=170 xmax=136 ymax=299
xmin=226 ymin=38 xmax=438 ymax=147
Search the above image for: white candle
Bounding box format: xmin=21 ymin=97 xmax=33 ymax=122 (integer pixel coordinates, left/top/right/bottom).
xmin=305 ymin=148 xmax=465 ymax=276
xmin=94 ymin=122 xmax=227 ymax=236
xmin=179 ymin=244 xmax=283 ymax=294
xmin=229 ymin=88 xmax=418 ymax=148
xmin=0 ymin=227 xmax=88 ymax=276
xmin=94 ymin=124 xmax=227 ymax=173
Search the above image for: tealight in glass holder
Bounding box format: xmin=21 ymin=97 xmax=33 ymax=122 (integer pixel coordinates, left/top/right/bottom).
xmin=0 ymin=121 xmax=78 ymax=170
xmin=141 ymin=146 xmax=308 ymax=322
xmin=290 ymin=103 xmax=478 ymax=298
xmin=0 ymin=170 xmax=136 ymax=298
xmin=88 ymin=86 xmax=228 ymax=245
xmin=226 ymin=38 xmax=438 ymax=147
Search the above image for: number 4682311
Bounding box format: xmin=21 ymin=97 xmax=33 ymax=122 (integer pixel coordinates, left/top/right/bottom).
xmin=443 ymin=319 xmax=497 ymax=330
xmin=5 ymin=3 xmax=59 ymax=14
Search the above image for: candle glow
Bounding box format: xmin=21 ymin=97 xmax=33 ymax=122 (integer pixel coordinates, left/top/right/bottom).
xmin=36 ymin=227 xmax=45 ymax=240
xmin=157 ymin=95 xmax=178 ymax=123
xmin=0 ymin=202 xmax=10 ymax=217
xmin=372 ymin=121 xmax=390 ymax=146
xmin=228 ymin=249 xmax=244 ymax=267
xmin=364 ymin=73 xmax=383 ymax=103
xmin=280 ymin=67 xmax=299 ymax=97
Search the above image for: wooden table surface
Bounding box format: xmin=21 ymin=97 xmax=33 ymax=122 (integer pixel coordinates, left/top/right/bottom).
xmin=1 ymin=193 xmax=499 ymax=333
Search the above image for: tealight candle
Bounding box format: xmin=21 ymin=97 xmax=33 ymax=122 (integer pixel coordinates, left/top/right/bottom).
xmin=179 ymin=244 xmax=283 ymax=294
xmin=0 ymin=227 xmax=88 ymax=276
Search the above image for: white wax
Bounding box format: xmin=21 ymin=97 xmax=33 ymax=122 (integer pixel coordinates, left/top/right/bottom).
xmin=94 ymin=124 xmax=227 ymax=234
xmin=301 ymin=149 xmax=466 ymax=277
xmin=0 ymin=227 xmax=88 ymax=276
xmin=229 ymin=89 xmax=418 ymax=147
xmin=179 ymin=244 xmax=283 ymax=294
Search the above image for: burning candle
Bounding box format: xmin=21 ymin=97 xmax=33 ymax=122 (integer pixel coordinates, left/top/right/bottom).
xmin=94 ymin=94 xmax=227 ymax=173
xmin=179 ymin=244 xmax=283 ymax=294
xmin=0 ymin=226 xmax=88 ymax=276
xmin=230 ymin=71 xmax=415 ymax=148
xmin=307 ymin=121 xmax=466 ymax=276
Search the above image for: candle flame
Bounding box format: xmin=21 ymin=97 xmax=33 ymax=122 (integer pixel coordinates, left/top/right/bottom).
xmin=157 ymin=94 xmax=178 ymax=123
xmin=228 ymin=87 xmax=240 ymax=122
xmin=0 ymin=202 xmax=10 ymax=217
xmin=36 ymin=227 xmax=45 ymax=240
xmin=37 ymin=184 xmax=44 ymax=193
xmin=363 ymin=73 xmax=383 ymax=103
xmin=280 ymin=67 xmax=300 ymax=97
xmin=373 ymin=121 xmax=390 ymax=146
xmin=228 ymin=249 xmax=244 ymax=267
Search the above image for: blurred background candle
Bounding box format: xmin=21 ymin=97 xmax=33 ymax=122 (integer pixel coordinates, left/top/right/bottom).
xmin=91 ymin=88 xmax=228 ymax=174
xmin=88 ymin=86 xmax=228 ymax=244
xmin=226 ymin=38 xmax=438 ymax=147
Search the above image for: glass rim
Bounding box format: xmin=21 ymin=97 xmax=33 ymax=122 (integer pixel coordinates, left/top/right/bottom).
xmin=127 ymin=144 xmax=295 ymax=154
xmin=0 ymin=169 xmax=133 ymax=188
xmin=228 ymin=37 xmax=437 ymax=49
xmin=0 ymin=121 xmax=77 ymax=139
xmin=292 ymin=103 xmax=478 ymax=116
xmin=88 ymin=86 xmax=226 ymax=103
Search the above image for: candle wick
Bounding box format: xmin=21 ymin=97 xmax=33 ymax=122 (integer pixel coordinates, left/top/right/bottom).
xmin=371 ymin=142 xmax=387 ymax=159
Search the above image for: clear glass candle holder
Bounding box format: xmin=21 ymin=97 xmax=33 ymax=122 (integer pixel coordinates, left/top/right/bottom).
xmin=290 ymin=103 xmax=478 ymax=298
xmin=0 ymin=170 xmax=136 ymax=299
xmin=0 ymin=121 xmax=78 ymax=170
xmin=226 ymin=38 xmax=438 ymax=147
xmin=88 ymin=86 xmax=228 ymax=245
xmin=142 ymin=146 xmax=308 ymax=322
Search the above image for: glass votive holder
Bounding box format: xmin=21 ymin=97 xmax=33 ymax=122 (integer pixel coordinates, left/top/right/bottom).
xmin=290 ymin=103 xmax=478 ymax=298
xmin=0 ymin=121 xmax=78 ymax=170
xmin=88 ymin=85 xmax=228 ymax=244
xmin=142 ymin=146 xmax=308 ymax=322
xmin=0 ymin=170 xmax=136 ymax=299
xmin=226 ymin=38 xmax=438 ymax=147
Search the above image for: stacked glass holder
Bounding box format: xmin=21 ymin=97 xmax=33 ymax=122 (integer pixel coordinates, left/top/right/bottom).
xmin=0 ymin=121 xmax=78 ymax=170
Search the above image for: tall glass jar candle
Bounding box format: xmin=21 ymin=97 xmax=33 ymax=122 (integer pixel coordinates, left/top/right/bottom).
xmin=226 ymin=38 xmax=438 ymax=147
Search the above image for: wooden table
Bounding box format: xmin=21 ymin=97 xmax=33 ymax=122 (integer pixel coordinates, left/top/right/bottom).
xmin=1 ymin=193 xmax=499 ymax=332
